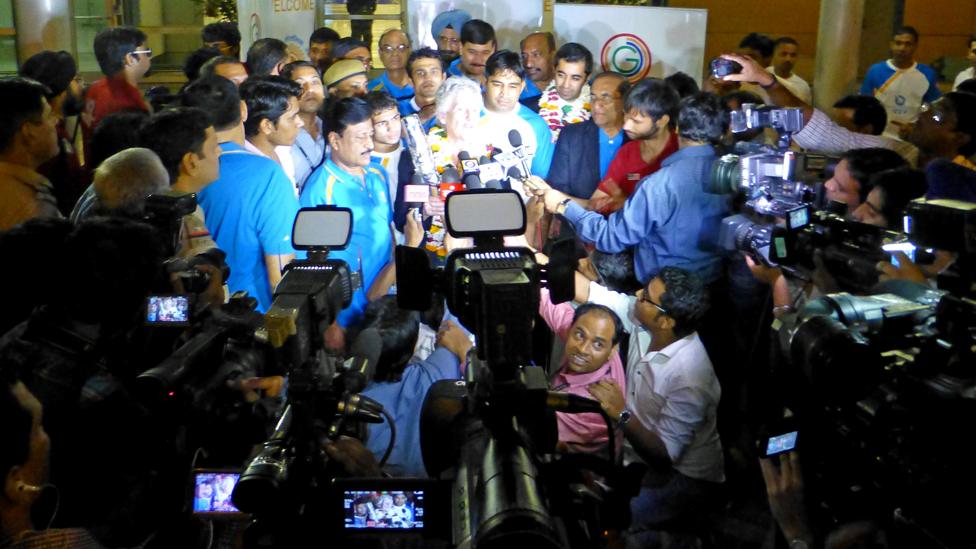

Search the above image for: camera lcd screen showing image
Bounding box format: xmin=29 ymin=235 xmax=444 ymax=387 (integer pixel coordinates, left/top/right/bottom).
xmin=146 ymin=295 xmax=190 ymax=326
xmin=192 ymin=471 xmax=243 ymax=515
xmin=344 ymin=490 xmax=424 ymax=530
xmin=765 ymin=431 xmax=798 ymax=456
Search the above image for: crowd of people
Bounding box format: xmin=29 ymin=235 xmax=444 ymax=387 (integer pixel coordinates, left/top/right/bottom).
xmin=0 ymin=9 xmax=974 ymax=549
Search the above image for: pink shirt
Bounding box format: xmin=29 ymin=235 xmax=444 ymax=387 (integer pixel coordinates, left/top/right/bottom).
xmin=539 ymin=288 xmax=627 ymax=454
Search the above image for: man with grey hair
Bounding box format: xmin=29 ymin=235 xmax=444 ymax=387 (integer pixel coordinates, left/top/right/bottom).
xmin=91 ymin=147 xmax=169 ymax=217
xmin=369 ymin=29 xmax=414 ymax=100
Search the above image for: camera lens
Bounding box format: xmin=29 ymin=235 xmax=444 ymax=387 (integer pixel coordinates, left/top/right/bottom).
xmin=708 ymin=154 xmax=741 ymax=194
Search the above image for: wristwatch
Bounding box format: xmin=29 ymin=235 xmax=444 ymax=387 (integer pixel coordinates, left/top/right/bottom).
xmin=556 ymin=197 xmax=573 ymax=215
xmin=616 ymin=409 xmax=632 ymax=429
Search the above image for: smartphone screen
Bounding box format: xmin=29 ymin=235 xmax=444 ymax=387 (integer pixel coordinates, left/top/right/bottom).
xmin=146 ymin=295 xmax=190 ymax=326
xmin=765 ymin=431 xmax=798 ymax=456
xmin=343 ymin=490 xmax=425 ymax=530
xmin=192 ymin=471 xmax=243 ymax=516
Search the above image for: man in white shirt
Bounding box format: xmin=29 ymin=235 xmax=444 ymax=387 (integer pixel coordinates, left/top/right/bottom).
xmin=767 ymin=37 xmax=812 ymax=104
xmin=281 ymin=61 xmax=326 ymax=194
xmin=953 ymin=36 xmax=976 ymax=90
xmin=366 ymin=91 xmax=404 ymax=206
xmin=478 ymin=50 xmax=554 ymax=193
xmin=583 ymin=266 xmax=723 ymax=546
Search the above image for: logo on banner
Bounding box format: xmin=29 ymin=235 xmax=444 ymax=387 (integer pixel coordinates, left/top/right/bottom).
xmin=601 ymin=33 xmax=651 ymax=82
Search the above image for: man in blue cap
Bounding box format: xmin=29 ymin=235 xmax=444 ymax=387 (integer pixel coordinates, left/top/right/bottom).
xmin=431 ymin=9 xmax=471 ymax=64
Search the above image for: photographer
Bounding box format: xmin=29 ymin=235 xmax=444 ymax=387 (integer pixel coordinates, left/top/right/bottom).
xmin=357 ymin=297 xmax=472 ymax=477
xmin=825 ymin=147 xmax=907 ymax=215
xmin=851 ymin=168 xmax=928 ymax=229
xmin=0 ymin=369 xmax=108 ymax=548
xmin=0 ymin=217 xmax=174 ymax=547
xmin=534 ymin=91 xmax=730 ymax=286
xmin=138 ymin=107 xmax=221 ymax=258
xmin=719 ymin=53 xmax=976 ymax=169
xmin=577 ymin=267 xmax=723 ymax=547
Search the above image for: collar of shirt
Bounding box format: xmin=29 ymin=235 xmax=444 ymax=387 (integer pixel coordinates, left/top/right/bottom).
xmin=552 ymin=360 xmax=615 ymax=389
xmin=323 ymin=157 xmax=374 ymax=189
xmin=0 ymin=161 xmax=54 ymax=193
xmin=637 ymin=333 xmax=698 ymax=366
xmin=660 ymin=143 xmax=714 ymax=168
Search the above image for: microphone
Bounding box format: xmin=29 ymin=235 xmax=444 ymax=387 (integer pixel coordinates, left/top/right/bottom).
xmin=17 ymin=482 xmax=43 ymax=493
xmin=545 ymin=392 xmax=605 ymax=414
xmin=336 ymin=393 xmax=385 ymax=423
xmin=343 ymin=328 xmax=382 ymax=393
xmin=459 ymin=151 xmax=483 ymax=189
xmin=508 ymin=129 xmax=533 ymax=178
xmin=440 ymin=166 xmax=463 ymax=200
xmin=478 ymin=155 xmax=505 ymax=186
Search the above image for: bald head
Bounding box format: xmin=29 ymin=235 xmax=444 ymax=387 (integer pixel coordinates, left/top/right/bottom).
xmin=93 ymin=147 xmax=170 ymax=215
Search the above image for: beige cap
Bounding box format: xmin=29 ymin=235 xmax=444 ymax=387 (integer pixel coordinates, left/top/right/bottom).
xmin=324 ymin=59 xmax=367 ymax=88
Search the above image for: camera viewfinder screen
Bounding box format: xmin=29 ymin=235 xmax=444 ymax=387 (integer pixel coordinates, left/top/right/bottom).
xmin=193 ymin=472 xmax=241 ymax=514
xmin=788 ymin=207 xmax=810 ymax=230
xmin=146 ymin=295 xmax=190 ymax=324
xmin=766 ymin=431 xmax=798 ymax=456
xmin=344 ymin=490 xmax=424 ymax=530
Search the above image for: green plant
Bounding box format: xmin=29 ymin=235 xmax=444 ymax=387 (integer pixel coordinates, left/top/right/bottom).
xmin=191 ymin=0 xmax=238 ymax=21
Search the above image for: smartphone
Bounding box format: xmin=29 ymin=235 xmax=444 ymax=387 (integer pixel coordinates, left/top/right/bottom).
xmin=762 ymin=430 xmax=799 ymax=457
xmin=190 ymin=469 xmax=246 ymax=518
xmin=710 ymin=57 xmax=742 ymax=78
xmin=145 ymin=295 xmax=191 ymax=327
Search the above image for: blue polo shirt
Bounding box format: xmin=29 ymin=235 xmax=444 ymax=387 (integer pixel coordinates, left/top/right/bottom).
xmin=300 ymin=157 xmax=393 ymax=327
xmin=448 ymin=57 xmax=463 ymax=77
xmin=520 ymin=78 xmax=542 ymax=103
xmin=197 ymin=142 xmax=299 ymax=312
xmin=562 ymin=145 xmax=730 ymax=283
xmin=368 ymin=72 xmax=415 ymax=101
xmin=362 ymin=347 xmax=462 ymax=477
xmin=598 ymin=127 xmax=624 ymax=179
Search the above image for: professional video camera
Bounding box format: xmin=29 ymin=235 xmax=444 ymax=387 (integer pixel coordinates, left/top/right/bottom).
xmin=767 ymin=275 xmax=976 ymax=547
xmin=385 ymin=189 xmax=626 ymax=549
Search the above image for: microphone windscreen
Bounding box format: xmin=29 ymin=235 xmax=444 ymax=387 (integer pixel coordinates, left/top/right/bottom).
xmin=441 ymin=167 xmax=460 ymax=183
xmin=458 ymin=150 xmax=472 ymax=161
xmin=507 ymin=166 xmax=523 ymax=181
xmin=478 ymin=156 xmax=491 ymax=165
xmin=508 ymin=129 xmax=523 ymax=148
xmin=350 ymin=328 xmax=383 ymax=383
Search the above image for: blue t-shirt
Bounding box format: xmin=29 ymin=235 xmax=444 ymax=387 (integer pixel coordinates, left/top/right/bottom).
xmin=197 ymin=142 xmax=299 ymax=312
xmin=396 ymin=98 xmax=438 ymax=133
xmin=369 ymin=72 xmax=415 ymax=101
xmin=448 ymin=57 xmax=463 ymax=77
xmin=520 ymin=78 xmax=542 ymax=102
xmin=598 ymin=127 xmax=624 ymax=180
xmin=300 ymin=158 xmax=393 ymax=327
xmin=362 ymin=347 xmax=462 ymax=477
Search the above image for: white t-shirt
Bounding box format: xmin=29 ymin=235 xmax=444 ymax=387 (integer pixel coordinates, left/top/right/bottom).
xmin=478 ymin=110 xmax=538 ymax=199
xmin=766 ymin=66 xmax=813 ymax=104
xmin=954 ymin=66 xmax=975 ymax=90
xmin=372 ymin=144 xmax=404 ymax=204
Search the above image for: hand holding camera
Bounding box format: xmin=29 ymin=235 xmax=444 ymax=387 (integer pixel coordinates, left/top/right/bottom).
xmin=714 ymin=53 xmax=776 ymax=88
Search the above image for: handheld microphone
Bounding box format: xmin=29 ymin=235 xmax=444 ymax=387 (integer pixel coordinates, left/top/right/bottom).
xmin=336 ymin=393 xmax=385 ymax=423
xmin=459 ymin=151 xmax=483 ymax=189
xmin=508 ymin=129 xmax=533 ymax=178
xmin=440 ymin=167 xmax=463 ymax=200
xmin=343 ymin=328 xmax=382 ymax=393
xmin=545 ymin=392 xmax=605 ymax=414
xmin=17 ymin=482 xmax=43 ymax=493
xmin=479 ymin=155 xmax=506 ymax=186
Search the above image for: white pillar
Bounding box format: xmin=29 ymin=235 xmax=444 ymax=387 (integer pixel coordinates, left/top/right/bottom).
xmin=13 ymin=0 xmax=75 ymax=63
xmin=814 ymin=0 xmax=866 ymax=112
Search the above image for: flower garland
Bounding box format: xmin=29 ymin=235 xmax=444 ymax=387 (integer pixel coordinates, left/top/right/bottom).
xmin=538 ymin=82 xmax=592 ymax=142
xmin=422 ymin=126 xmax=493 ymax=258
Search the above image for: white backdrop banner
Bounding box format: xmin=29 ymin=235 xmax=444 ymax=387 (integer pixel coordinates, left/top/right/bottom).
xmin=553 ymin=4 xmax=708 ymax=84
xmin=237 ymin=0 xmax=317 ymax=59
xmin=408 ymin=0 xmax=545 ymax=53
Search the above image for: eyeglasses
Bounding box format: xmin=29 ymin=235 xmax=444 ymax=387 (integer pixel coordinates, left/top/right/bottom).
xmin=380 ymin=44 xmax=409 ymax=54
xmin=130 ymin=49 xmax=153 ymax=58
xmin=592 ymin=93 xmax=622 ymax=105
xmin=638 ymin=290 xmax=668 ymax=314
xmin=439 ymin=37 xmax=460 ymax=46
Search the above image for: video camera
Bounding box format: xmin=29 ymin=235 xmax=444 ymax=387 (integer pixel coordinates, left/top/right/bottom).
xmin=391 ymin=190 xmax=627 ymax=548
xmin=768 ymin=278 xmax=976 ymax=547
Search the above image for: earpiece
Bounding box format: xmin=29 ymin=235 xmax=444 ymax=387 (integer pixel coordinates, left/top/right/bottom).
xmin=17 ymin=482 xmax=42 ymax=493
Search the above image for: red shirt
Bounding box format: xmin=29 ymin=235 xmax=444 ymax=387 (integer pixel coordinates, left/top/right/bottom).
xmin=84 ymin=75 xmax=149 ymax=128
xmin=597 ymin=130 xmax=679 ymax=197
